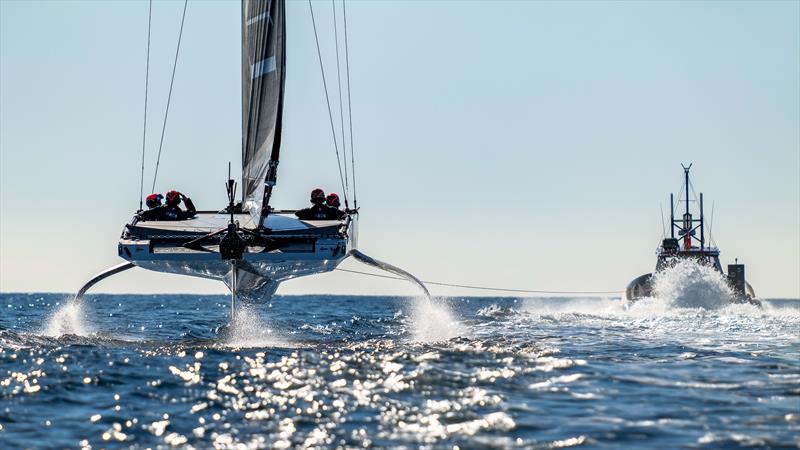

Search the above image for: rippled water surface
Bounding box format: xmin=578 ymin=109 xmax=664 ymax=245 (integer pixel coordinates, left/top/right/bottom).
xmin=1 ymin=293 xmax=798 ymax=449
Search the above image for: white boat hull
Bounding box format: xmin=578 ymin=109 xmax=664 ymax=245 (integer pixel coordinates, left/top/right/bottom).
xmin=118 ymin=212 xmax=355 ymax=301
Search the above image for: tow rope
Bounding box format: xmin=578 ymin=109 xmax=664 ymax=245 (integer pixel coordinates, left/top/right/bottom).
xmin=336 ymin=267 xmax=623 ymax=295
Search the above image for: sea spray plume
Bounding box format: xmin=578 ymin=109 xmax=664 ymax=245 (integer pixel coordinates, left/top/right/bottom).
xmin=652 ymin=259 xmax=734 ymax=309
xmin=347 ymin=250 xmax=463 ymax=342
xmin=42 ymin=296 xmax=93 ymax=337
xmin=42 ymin=262 xmax=137 ymax=337
xmin=224 ymin=304 xmax=293 ymax=348
xmin=410 ymin=296 xmax=463 ymax=343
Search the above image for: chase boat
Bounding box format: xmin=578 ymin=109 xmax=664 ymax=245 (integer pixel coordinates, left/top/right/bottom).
xmin=626 ymin=165 xmax=757 ymax=304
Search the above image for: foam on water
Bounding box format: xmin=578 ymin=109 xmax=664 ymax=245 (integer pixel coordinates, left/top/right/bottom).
xmin=347 ymin=249 xmax=464 ymax=342
xmin=523 ymin=297 xmax=627 ymax=316
xmin=522 ymin=260 xmax=745 ymax=318
xmin=42 ymin=298 xmax=93 ymax=337
xmin=651 ymin=259 xmax=734 ymax=309
xmin=521 ymin=295 xmax=792 ymax=322
xmin=224 ymin=304 xmax=293 ymax=348
xmin=410 ymin=296 xmax=463 ymax=342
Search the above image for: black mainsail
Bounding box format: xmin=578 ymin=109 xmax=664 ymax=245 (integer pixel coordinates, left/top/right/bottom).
xmin=241 ymin=0 xmax=286 ymax=222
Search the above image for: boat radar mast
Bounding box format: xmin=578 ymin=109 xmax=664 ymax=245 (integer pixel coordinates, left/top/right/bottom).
xmin=668 ymin=164 xmax=706 ymax=252
xmin=655 ymin=163 xmax=719 ymax=272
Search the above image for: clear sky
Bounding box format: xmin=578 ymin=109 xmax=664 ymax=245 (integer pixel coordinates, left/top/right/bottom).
xmin=1 ymin=0 xmax=798 ymax=298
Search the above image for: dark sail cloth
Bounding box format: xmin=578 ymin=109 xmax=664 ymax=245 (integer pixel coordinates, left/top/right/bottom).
xmin=139 ymin=197 xmax=197 ymax=221
xmin=295 ymin=205 xmax=344 ymax=220
xmin=242 ymin=0 xmax=286 ymax=219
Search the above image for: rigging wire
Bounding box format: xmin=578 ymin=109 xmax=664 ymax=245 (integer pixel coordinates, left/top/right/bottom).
xmin=688 ymin=179 xmax=699 ymax=205
xmin=332 ymin=0 xmax=350 ymax=205
xmin=342 ymin=0 xmax=357 ymax=208
xmin=675 ymin=182 xmax=685 ymax=210
xmin=151 ymin=0 xmax=189 ymax=193
xmin=138 ymin=0 xmax=153 ymax=210
xmin=309 ymin=0 xmax=349 ymax=206
xmin=335 ymin=268 xmax=624 ymax=295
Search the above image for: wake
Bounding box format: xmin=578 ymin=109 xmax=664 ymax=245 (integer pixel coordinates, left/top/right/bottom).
xmin=651 ymin=260 xmax=734 ymax=309
xmin=522 ymin=260 xmax=795 ymax=319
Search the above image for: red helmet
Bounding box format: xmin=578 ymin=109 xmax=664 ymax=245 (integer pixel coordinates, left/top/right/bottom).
xmin=326 ymin=193 xmax=341 ymax=208
xmin=165 ymin=190 xmax=182 ymax=206
xmin=310 ymin=188 xmax=325 ymax=204
xmin=145 ymin=193 xmax=163 ymax=208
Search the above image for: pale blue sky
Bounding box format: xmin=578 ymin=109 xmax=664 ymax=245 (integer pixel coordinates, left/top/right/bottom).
xmin=1 ymin=0 xmax=798 ymax=297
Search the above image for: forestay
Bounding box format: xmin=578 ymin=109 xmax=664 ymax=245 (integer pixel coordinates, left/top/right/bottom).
xmin=241 ymin=0 xmax=286 ymax=222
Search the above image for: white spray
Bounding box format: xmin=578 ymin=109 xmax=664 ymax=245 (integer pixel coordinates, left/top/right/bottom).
xmin=651 ymin=259 xmax=734 ymax=310
xmin=225 ymin=304 xmax=293 ymax=348
xmin=42 ymin=297 xmax=93 ymax=337
xmin=410 ymin=296 xmax=463 ymax=343
xmin=349 ymin=250 xmax=462 ymax=342
xmin=43 ymin=262 xmax=136 ymax=337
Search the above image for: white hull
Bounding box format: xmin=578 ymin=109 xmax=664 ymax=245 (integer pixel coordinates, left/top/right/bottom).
xmin=131 ymin=256 xmax=343 ymax=300
xmin=119 ymin=212 xmax=356 ymax=301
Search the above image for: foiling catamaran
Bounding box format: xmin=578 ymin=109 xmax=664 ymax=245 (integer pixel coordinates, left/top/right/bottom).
xmin=626 ymin=165 xmax=757 ymax=304
xmin=76 ymin=0 xmax=429 ymax=312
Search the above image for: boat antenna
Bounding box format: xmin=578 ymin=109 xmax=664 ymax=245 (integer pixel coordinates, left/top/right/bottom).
xmin=138 ymin=0 xmax=153 ymax=210
xmin=700 ymin=191 xmax=704 ymax=249
xmin=670 ymin=193 xmax=675 ymax=238
xmin=309 ymin=0 xmax=349 ymax=208
xmin=151 ymin=0 xmax=189 ymax=193
xmin=682 ymin=163 xmax=692 ymax=219
xmin=708 ymin=200 xmax=716 ymax=247
xmin=679 ymin=163 xmax=694 ymax=249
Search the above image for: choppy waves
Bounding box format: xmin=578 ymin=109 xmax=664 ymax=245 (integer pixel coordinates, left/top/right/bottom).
xmin=0 ymin=292 xmax=798 ymax=448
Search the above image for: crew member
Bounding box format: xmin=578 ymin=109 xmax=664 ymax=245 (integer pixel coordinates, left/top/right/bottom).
xmin=162 ymin=190 xmax=197 ymax=220
xmin=138 ymin=193 xmax=165 ymax=221
xmin=295 ymin=188 xmax=331 ymax=220
xmin=325 ymin=193 xmax=346 ymax=220
xmin=146 ymin=193 xmax=163 ymax=209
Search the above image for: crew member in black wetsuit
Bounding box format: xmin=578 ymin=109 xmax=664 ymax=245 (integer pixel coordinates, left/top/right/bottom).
xmin=138 ymin=193 xmax=165 ymax=221
xmin=139 ymin=190 xmax=196 ymax=221
xmin=325 ymin=192 xmax=346 ymax=220
xmin=295 ymin=188 xmax=330 ymax=220
xmin=162 ymin=190 xmax=197 ymax=220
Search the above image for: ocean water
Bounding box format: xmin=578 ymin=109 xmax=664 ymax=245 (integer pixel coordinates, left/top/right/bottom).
xmin=0 ymin=291 xmax=798 ymax=449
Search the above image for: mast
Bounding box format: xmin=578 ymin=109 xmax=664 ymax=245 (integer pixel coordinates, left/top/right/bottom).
xmin=241 ymin=0 xmax=286 ymax=225
xmin=681 ymin=163 xmax=693 ymax=249
xmin=684 ymin=164 xmax=691 ymax=219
